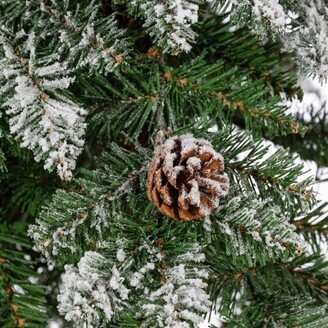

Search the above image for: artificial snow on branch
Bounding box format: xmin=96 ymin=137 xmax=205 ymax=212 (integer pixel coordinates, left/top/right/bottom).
xmin=0 ymin=31 xmax=86 ymax=180
xmin=133 ymin=0 xmax=200 ymax=53
xmin=58 ymin=251 xmax=130 ymax=326
xmin=28 ymin=191 xmax=110 ymax=262
xmin=284 ymin=0 xmax=328 ymax=78
xmin=142 ymin=264 xmax=211 ymax=327
xmin=37 ymin=0 xmax=130 ymax=75
xmin=215 ymin=193 xmax=304 ymax=266
xmin=211 ymin=0 xmax=328 ymax=78
xmin=0 ymin=222 xmax=49 ymax=327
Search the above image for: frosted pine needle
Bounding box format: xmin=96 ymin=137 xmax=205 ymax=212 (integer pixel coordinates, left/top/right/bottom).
xmin=0 ymin=32 xmax=86 ymax=180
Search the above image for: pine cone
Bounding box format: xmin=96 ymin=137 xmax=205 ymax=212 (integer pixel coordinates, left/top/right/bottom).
xmin=147 ymin=134 xmax=229 ymax=221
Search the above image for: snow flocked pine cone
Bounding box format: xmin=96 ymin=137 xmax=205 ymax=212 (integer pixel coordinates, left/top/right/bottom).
xmin=147 ymin=134 xmax=229 ymax=221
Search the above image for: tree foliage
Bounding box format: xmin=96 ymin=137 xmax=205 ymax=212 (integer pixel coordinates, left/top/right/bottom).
xmin=0 ymin=222 xmax=48 ymax=327
xmin=0 ymin=0 xmax=327 ymax=327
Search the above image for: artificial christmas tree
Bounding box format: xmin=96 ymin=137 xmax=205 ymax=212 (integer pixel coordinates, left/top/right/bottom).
xmin=0 ymin=0 xmax=328 ymax=327
xmin=146 ymin=134 xmax=229 ymax=221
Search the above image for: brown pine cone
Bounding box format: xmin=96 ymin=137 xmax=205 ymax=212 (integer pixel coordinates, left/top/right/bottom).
xmin=146 ymin=134 xmax=229 ymax=221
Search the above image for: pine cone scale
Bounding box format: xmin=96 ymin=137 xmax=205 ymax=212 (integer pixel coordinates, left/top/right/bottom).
xmin=147 ymin=134 xmax=229 ymax=221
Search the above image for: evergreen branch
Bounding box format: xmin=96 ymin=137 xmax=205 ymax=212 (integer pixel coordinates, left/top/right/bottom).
xmin=33 ymin=0 xmax=130 ymax=75
xmin=213 ymin=192 xmax=304 ymax=267
xmin=28 ymin=143 xmax=150 ymax=264
xmin=172 ymin=58 xmax=306 ymax=138
xmin=201 ymin=127 xmax=313 ymax=216
xmin=292 ymin=202 xmax=328 ymax=252
xmin=0 ymin=124 xmax=7 ymax=175
xmin=30 ymin=141 xmax=213 ymax=326
xmin=0 ymin=221 xmax=49 ymax=327
xmin=0 ymin=30 xmax=86 ymax=180
xmin=57 ymin=239 xmax=212 ymax=327
xmin=122 ymin=0 xmax=201 ymax=54
xmin=210 ymin=0 xmax=328 ymax=79
xmin=57 ymin=251 xmax=131 ymax=325
xmin=0 ymin=0 xmax=327 ymax=326
xmin=84 ymin=58 xmax=304 ymax=144
xmin=0 ymin=139 xmax=59 ymax=218
xmin=139 ymin=262 xmax=211 ymax=327
xmin=30 ymin=125 xmax=313 ymax=264
xmin=273 ymin=103 xmax=328 ymax=168
xmin=28 ymin=134 xmax=315 ymax=326
xmin=226 ymin=296 xmax=328 ymax=328
xmin=207 ymin=249 xmax=328 ymax=322
xmin=195 ymin=15 xmax=300 ymax=99
xmin=82 ymin=65 xmax=190 ymax=142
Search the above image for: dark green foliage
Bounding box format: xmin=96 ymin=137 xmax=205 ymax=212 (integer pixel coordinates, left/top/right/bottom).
xmin=293 ymin=202 xmax=328 ymax=253
xmin=274 ymin=104 xmax=328 ymax=169
xmin=30 ymin=125 xmax=313 ymax=262
xmin=0 ymin=129 xmax=59 ymax=218
xmin=196 ymin=15 xmax=299 ymax=98
xmin=85 ymin=22 xmax=304 ymax=145
xmin=0 ymin=0 xmax=327 ymax=327
xmin=226 ymin=297 xmax=328 ymax=328
xmin=29 ymin=131 xmax=320 ymax=326
xmin=208 ymin=251 xmax=328 ymax=326
xmin=0 ymin=222 xmax=48 ymax=327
